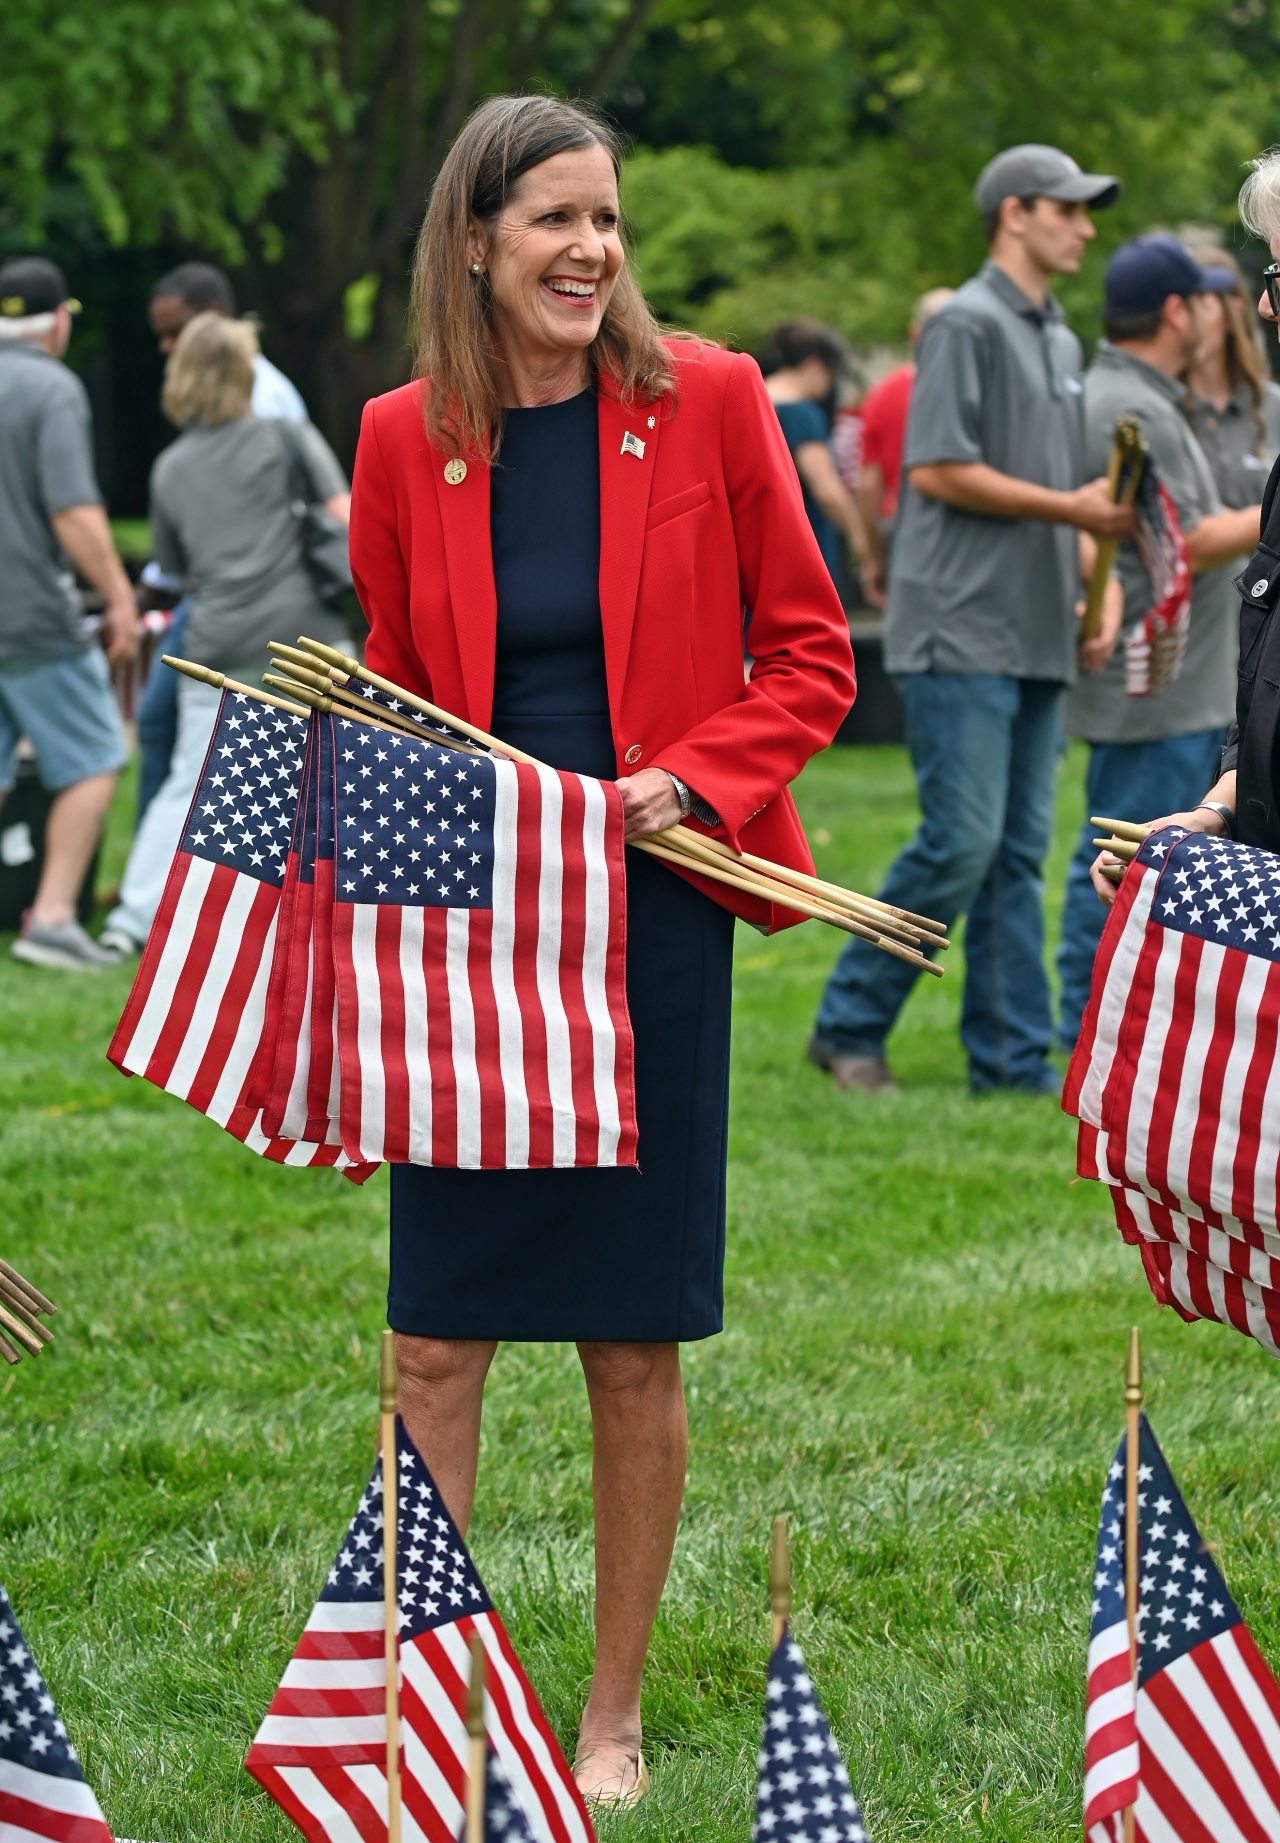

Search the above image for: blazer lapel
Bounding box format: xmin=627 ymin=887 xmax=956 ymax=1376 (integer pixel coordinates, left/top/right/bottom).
xmin=597 ymin=387 xmax=661 ymax=735
xmin=430 ymin=445 xmax=497 ymax=730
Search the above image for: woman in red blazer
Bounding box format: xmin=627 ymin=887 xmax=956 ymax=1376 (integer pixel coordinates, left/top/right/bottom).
xmin=349 ymin=94 xmax=854 ymax=1808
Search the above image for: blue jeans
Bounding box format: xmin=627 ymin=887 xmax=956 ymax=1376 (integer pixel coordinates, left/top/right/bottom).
xmin=136 ymin=598 xmax=189 ymax=824
xmin=813 ymin=672 xmax=1062 ymax=1092
xmin=1057 ymin=726 xmax=1227 ymax=1052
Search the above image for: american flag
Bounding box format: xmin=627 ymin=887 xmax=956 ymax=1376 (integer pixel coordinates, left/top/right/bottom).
xmin=483 ymin=1750 xmax=538 ymax=1841
xmin=754 ymin=1628 xmax=869 ymax=1843
xmin=1123 ymin=456 xmax=1191 ymax=698
xmin=0 ymin=1584 xmax=113 ymax=1843
xmin=245 ymin=1415 xmax=593 ymax=1843
xmin=1085 ymin=1413 xmax=1280 ymax=1842
xmin=1063 ymin=827 xmax=1280 ymax=1352
xmin=107 ymin=692 xmax=375 ymax=1181
xmin=327 ymin=713 xmax=637 ymax=1169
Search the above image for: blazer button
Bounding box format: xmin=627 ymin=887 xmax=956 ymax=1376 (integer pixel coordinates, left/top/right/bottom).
xmin=624 ymin=745 xmax=643 ymax=765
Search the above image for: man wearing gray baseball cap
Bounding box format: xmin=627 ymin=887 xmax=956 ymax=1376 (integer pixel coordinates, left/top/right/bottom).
xmin=811 ymin=143 xmax=1129 ymax=1097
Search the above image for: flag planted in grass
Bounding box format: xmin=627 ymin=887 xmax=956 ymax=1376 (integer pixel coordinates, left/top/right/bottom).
xmin=1084 ymin=1413 xmax=1280 ymax=1842
xmin=106 ymin=691 xmax=376 ymax=1181
xmin=0 ymin=1585 xmax=113 ymax=1843
xmin=755 ymin=1628 xmax=869 ymax=1843
xmin=245 ymin=1416 xmax=593 ymax=1843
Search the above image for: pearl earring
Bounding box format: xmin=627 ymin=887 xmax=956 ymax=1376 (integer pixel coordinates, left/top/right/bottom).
xmin=471 ymin=263 xmax=482 ymax=274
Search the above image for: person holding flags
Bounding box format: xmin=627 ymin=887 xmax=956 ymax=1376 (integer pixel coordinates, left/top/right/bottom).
xmin=1057 ymin=237 xmax=1262 ymax=1049
xmin=347 ymin=93 xmax=855 ymax=1807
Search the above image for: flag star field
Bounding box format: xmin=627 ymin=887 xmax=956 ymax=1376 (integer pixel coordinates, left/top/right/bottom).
xmin=0 ymin=1589 xmax=78 ymax=1778
xmin=755 ymin=1635 xmax=869 ymax=1843
xmin=332 ymin=720 xmax=496 ymax=909
xmin=1143 ymin=831 xmax=1280 ymax=959
xmin=1090 ymin=1418 xmax=1240 ymax=1677
xmin=320 ymin=1435 xmax=494 ymax=1636
xmin=184 ymin=695 xmax=307 ymax=887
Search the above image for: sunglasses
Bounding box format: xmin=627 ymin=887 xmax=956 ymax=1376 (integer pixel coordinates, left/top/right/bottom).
xmin=1265 ymin=262 xmax=1280 ymax=319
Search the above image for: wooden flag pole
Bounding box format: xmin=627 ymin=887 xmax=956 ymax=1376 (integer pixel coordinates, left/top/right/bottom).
xmin=466 ymin=1633 xmax=487 ymax=1843
xmin=1080 ymin=415 xmax=1145 ymax=642
xmin=770 ymin=1516 xmax=791 ymax=1652
xmin=1123 ymin=1326 xmax=1143 ymax=1843
xmin=161 ymin=656 xmax=310 ymax=719
xmin=0 ymin=1259 xmax=57 ymax=1367
xmin=381 ymin=1331 xmax=402 ymax=1843
xmin=291 ymin=637 xmax=950 ymax=963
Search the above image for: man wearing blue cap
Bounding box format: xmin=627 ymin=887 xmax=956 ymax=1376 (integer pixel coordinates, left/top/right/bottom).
xmin=811 ymin=143 xmax=1131 ymax=1096
xmin=1057 ymin=236 xmax=1264 ymax=1050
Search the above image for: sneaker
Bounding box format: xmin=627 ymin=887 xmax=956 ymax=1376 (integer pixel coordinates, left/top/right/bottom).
xmin=98 ymin=927 xmax=142 ymax=957
xmin=10 ymin=916 xmax=123 ymax=970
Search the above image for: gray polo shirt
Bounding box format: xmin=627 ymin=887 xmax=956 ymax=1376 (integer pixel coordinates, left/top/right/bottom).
xmin=1183 ymin=378 xmax=1280 ymax=511
xmin=0 ymin=340 xmax=102 ymax=664
xmin=884 ymin=260 xmax=1086 ymax=683
xmin=1062 ymin=341 xmax=1237 ymax=746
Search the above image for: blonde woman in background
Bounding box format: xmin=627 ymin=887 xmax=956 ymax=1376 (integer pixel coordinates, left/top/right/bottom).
xmin=101 ymin=312 xmax=351 ymax=954
xmin=1181 ymin=243 xmax=1280 ymax=509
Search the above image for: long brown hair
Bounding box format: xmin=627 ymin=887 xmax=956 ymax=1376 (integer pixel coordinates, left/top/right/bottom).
xmin=1182 ymin=243 xmax=1270 ymax=455
xmin=411 ymin=94 xmax=674 ymax=460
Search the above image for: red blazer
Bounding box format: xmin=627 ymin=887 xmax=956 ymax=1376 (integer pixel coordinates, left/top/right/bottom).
xmin=348 ymin=342 xmax=856 ymax=931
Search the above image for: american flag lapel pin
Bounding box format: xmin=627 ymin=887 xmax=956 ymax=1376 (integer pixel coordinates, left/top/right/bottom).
xmin=621 ymin=430 xmax=646 ymax=459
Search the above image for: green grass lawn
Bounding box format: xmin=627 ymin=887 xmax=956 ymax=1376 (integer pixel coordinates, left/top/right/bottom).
xmin=3 ymin=742 xmax=1279 ymax=1842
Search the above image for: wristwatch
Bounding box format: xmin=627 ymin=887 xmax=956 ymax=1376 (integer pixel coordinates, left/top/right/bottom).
xmin=1195 ymin=800 xmax=1236 ymax=839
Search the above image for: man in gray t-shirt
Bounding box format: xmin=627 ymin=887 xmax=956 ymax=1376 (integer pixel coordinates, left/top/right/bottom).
xmin=0 ymin=256 xmax=138 ymax=970
xmin=1056 ymin=237 xmax=1263 ymax=1049
xmin=811 ymin=144 xmax=1132 ymax=1096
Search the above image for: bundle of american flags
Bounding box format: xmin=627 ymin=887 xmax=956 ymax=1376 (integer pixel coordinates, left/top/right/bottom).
xmin=1063 ymin=826 xmax=1280 ymax=1356
xmin=1084 ymin=1412 xmax=1280 ymax=1841
xmin=245 ymin=1413 xmax=594 ymax=1843
xmin=108 ymin=686 xmax=637 ymax=1174
xmin=0 ymin=1584 xmax=113 ymax=1843
xmin=1121 ymin=451 xmax=1191 ymax=699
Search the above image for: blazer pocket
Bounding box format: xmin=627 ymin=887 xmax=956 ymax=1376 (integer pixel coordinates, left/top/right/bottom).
xmin=646 ymin=481 xmax=711 ymax=532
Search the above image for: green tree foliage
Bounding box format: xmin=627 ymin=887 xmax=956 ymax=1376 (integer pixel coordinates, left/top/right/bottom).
xmin=3 ymin=0 xmax=1279 ymax=457
xmin=620 ymin=0 xmax=1280 ymax=354
xmin=0 ymin=0 xmax=346 ymax=260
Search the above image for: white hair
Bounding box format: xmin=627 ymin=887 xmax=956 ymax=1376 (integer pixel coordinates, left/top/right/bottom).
xmin=1239 ymin=148 xmax=1280 ymax=242
xmin=0 ymin=312 xmax=55 ymax=342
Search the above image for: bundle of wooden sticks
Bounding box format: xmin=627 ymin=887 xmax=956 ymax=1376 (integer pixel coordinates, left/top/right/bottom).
xmin=166 ymin=636 xmax=949 ymax=975
xmin=0 ymin=1259 xmax=56 ymax=1367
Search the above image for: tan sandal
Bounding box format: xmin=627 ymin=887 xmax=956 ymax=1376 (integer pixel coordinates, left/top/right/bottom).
xmin=572 ymin=1747 xmax=650 ymax=1809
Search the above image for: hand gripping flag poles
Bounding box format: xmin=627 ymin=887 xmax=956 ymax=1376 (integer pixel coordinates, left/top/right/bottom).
xmin=245 ymin=1340 xmax=594 ymax=1843
xmin=1085 ymin=1330 xmax=1280 ymax=1843
xmin=260 ymin=637 xmax=950 ymax=971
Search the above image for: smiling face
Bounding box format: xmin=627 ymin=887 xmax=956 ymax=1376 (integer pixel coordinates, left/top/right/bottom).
xmin=468 ymin=143 xmax=624 ymax=379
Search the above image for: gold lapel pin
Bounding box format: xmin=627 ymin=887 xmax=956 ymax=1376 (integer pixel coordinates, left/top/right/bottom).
xmin=621 ymin=431 xmax=646 ymax=460
xmin=444 ymin=457 xmax=467 ymax=485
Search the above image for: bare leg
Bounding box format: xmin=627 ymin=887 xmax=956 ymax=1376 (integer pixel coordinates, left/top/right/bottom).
xmin=394 ymin=1334 xmax=497 ymax=1533
xmin=574 ymin=1341 xmax=687 ymax=1800
xmin=32 ymin=772 xmax=117 ymax=926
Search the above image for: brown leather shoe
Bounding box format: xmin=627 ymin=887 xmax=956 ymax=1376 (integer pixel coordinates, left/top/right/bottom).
xmin=829 ymin=1053 xmax=899 ymax=1094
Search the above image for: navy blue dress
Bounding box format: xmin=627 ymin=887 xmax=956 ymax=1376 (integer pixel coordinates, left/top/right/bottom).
xmin=388 ymin=392 xmax=735 ymax=1343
